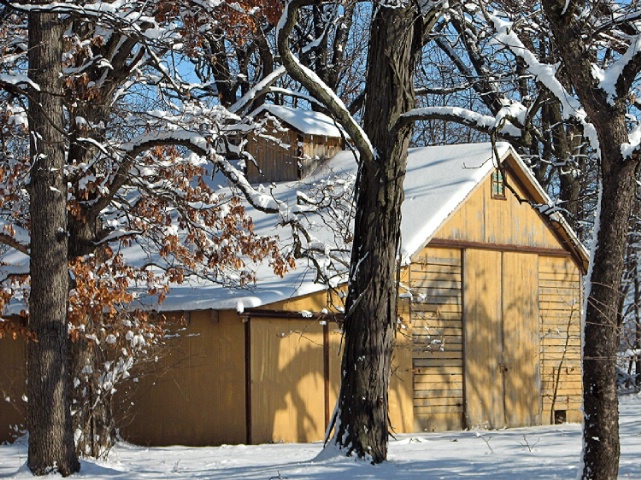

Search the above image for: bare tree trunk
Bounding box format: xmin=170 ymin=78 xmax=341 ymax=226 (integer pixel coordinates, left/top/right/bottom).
xmin=27 ymin=10 xmax=80 ymax=477
xmin=542 ymin=2 xmax=641 ymax=478
xmin=580 ymin=150 xmax=636 ymax=479
xmin=633 ymin=260 xmax=640 ymax=389
xmin=331 ymin=4 xmax=424 ymax=463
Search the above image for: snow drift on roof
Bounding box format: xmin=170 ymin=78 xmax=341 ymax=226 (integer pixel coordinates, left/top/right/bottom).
xmin=253 ymin=104 xmax=344 ymax=138
xmin=154 ymin=142 xmax=511 ymax=312
xmin=0 ymin=142 xmax=515 ymax=314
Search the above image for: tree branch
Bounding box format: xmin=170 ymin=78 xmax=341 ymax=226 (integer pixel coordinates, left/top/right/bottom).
xmin=277 ymin=0 xmax=374 ymax=162
xmin=0 ymin=233 xmax=29 ymax=254
xmin=399 ymin=105 xmax=524 ymax=144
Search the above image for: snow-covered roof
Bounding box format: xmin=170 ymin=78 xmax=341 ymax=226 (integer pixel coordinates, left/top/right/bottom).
xmin=252 ymin=105 xmax=344 ymax=138
xmin=1 ymin=142 xmax=585 ymax=315
xmin=153 ymin=142 xmax=536 ymax=313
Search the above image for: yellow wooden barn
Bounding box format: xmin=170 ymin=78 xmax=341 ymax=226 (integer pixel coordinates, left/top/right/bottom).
xmin=0 ymin=142 xmax=587 ymax=446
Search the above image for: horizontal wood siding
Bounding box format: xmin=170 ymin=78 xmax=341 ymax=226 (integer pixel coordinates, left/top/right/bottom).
xmin=539 ymin=256 xmax=583 ymax=424
xmin=411 ymin=247 xmax=465 ymax=431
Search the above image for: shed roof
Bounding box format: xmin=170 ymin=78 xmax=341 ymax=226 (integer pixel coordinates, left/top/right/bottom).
xmin=252 ymin=105 xmax=344 ymax=138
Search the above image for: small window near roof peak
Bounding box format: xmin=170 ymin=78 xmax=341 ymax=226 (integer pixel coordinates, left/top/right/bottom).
xmin=491 ymin=169 xmax=506 ymax=199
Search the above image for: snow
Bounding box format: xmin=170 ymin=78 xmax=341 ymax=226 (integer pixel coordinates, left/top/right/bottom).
xmin=0 ymin=142 xmax=583 ymax=317
xmin=252 ymin=104 xmax=344 ymax=138
xmin=131 ymin=142 xmax=514 ymax=312
xmin=97 ymin=142 xmax=574 ymax=313
xmin=592 ymin=35 xmax=641 ymax=107
xmin=487 ymin=12 xmax=601 ymax=156
xmin=0 ymin=73 xmax=39 ymax=91
xmin=230 ymin=67 xmax=287 ymax=114
xmin=1 ymin=393 xmax=638 ymax=479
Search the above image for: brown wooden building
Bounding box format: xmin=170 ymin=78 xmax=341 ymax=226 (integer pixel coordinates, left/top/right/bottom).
xmin=245 ymin=105 xmax=344 ymax=183
xmin=0 ymin=143 xmax=587 ymax=446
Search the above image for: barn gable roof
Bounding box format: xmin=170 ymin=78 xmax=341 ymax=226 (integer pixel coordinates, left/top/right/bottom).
xmin=153 ymin=142 xmax=588 ymax=312
xmin=251 ymin=104 xmax=344 ymax=138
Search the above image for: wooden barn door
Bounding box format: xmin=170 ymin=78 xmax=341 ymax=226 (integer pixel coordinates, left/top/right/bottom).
xmin=463 ymin=250 xmax=504 ymax=428
xmin=463 ymin=250 xmax=541 ymax=429
xmin=502 ymin=252 xmax=541 ymax=427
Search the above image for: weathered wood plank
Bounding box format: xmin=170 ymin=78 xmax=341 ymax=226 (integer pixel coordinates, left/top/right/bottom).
xmin=413 ymin=397 xmax=464 ymax=407
xmin=410 ymin=277 xmax=462 ymax=288
xmin=414 ymin=405 xmax=464 ymax=415
xmin=539 ymin=301 xmax=582 ymax=311
xmin=413 ymin=371 xmax=463 ymax=381
xmin=412 ymin=303 xmax=463 ymax=314
xmin=411 ymin=358 xmax=463 ymax=368
xmin=413 ymin=327 xmax=463 ymax=337
xmin=412 ymin=310 xmax=463 ymax=320
xmin=413 ymin=412 xmax=464 ymax=432
xmin=414 ymin=389 xmax=464 ymax=399
xmin=539 ymin=287 xmax=582 ymax=296
xmin=411 ymin=350 xmax=464 ymax=360
xmin=540 ymin=345 xmax=582 ymax=354
xmin=412 ymin=295 xmax=462 ymax=305
xmin=413 ymin=334 xmax=463 ymax=344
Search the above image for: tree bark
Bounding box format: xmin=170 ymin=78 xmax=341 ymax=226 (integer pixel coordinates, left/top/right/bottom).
xmin=541 ymin=1 xmax=641 ymax=478
xmin=27 ymin=9 xmax=80 ymax=477
xmin=580 ymin=140 xmax=637 ymax=480
xmin=331 ymin=4 xmax=424 ymax=463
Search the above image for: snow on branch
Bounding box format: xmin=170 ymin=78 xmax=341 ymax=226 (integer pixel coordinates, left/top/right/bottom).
xmin=277 ymin=0 xmax=375 ymax=161
xmin=0 ymin=73 xmax=39 ymax=93
xmin=400 ymin=106 xmax=523 ymax=140
xmin=0 ymin=233 xmax=28 ymax=255
xmin=230 ymin=66 xmax=287 ymax=116
xmin=117 ymin=132 xmax=283 ymax=216
xmin=486 ymin=11 xmax=600 ymax=154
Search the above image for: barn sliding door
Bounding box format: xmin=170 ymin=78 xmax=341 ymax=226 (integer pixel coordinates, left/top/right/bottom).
xmin=502 ymin=252 xmax=541 ymax=427
xmin=463 ymin=249 xmax=541 ymax=429
xmin=463 ymin=250 xmax=504 ymax=428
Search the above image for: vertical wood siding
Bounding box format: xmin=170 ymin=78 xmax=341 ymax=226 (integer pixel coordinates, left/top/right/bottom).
xmin=437 ymin=172 xmax=565 ymax=250
xmin=116 ymin=311 xmax=246 ymax=446
xmin=246 ymin=123 xmax=344 ymax=183
xmin=463 ymin=249 xmax=505 ymax=429
xmin=463 ymin=250 xmax=542 ymax=429
xmin=501 ymin=252 xmax=541 ymax=427
xmin=250 ymin=318 xmax=327 ymax=443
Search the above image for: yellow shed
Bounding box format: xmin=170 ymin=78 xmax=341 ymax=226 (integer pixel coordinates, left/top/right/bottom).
xmin=0 ymin=142 xmax=587 ymax=446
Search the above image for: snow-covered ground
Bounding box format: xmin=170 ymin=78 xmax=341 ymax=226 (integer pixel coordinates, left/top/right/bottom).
xmin=1 ymin=393 xmax=639 ymax=479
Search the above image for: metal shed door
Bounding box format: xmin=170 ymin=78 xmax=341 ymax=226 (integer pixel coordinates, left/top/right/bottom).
xmin=463 ymin=249 xmax=541 ymax=429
